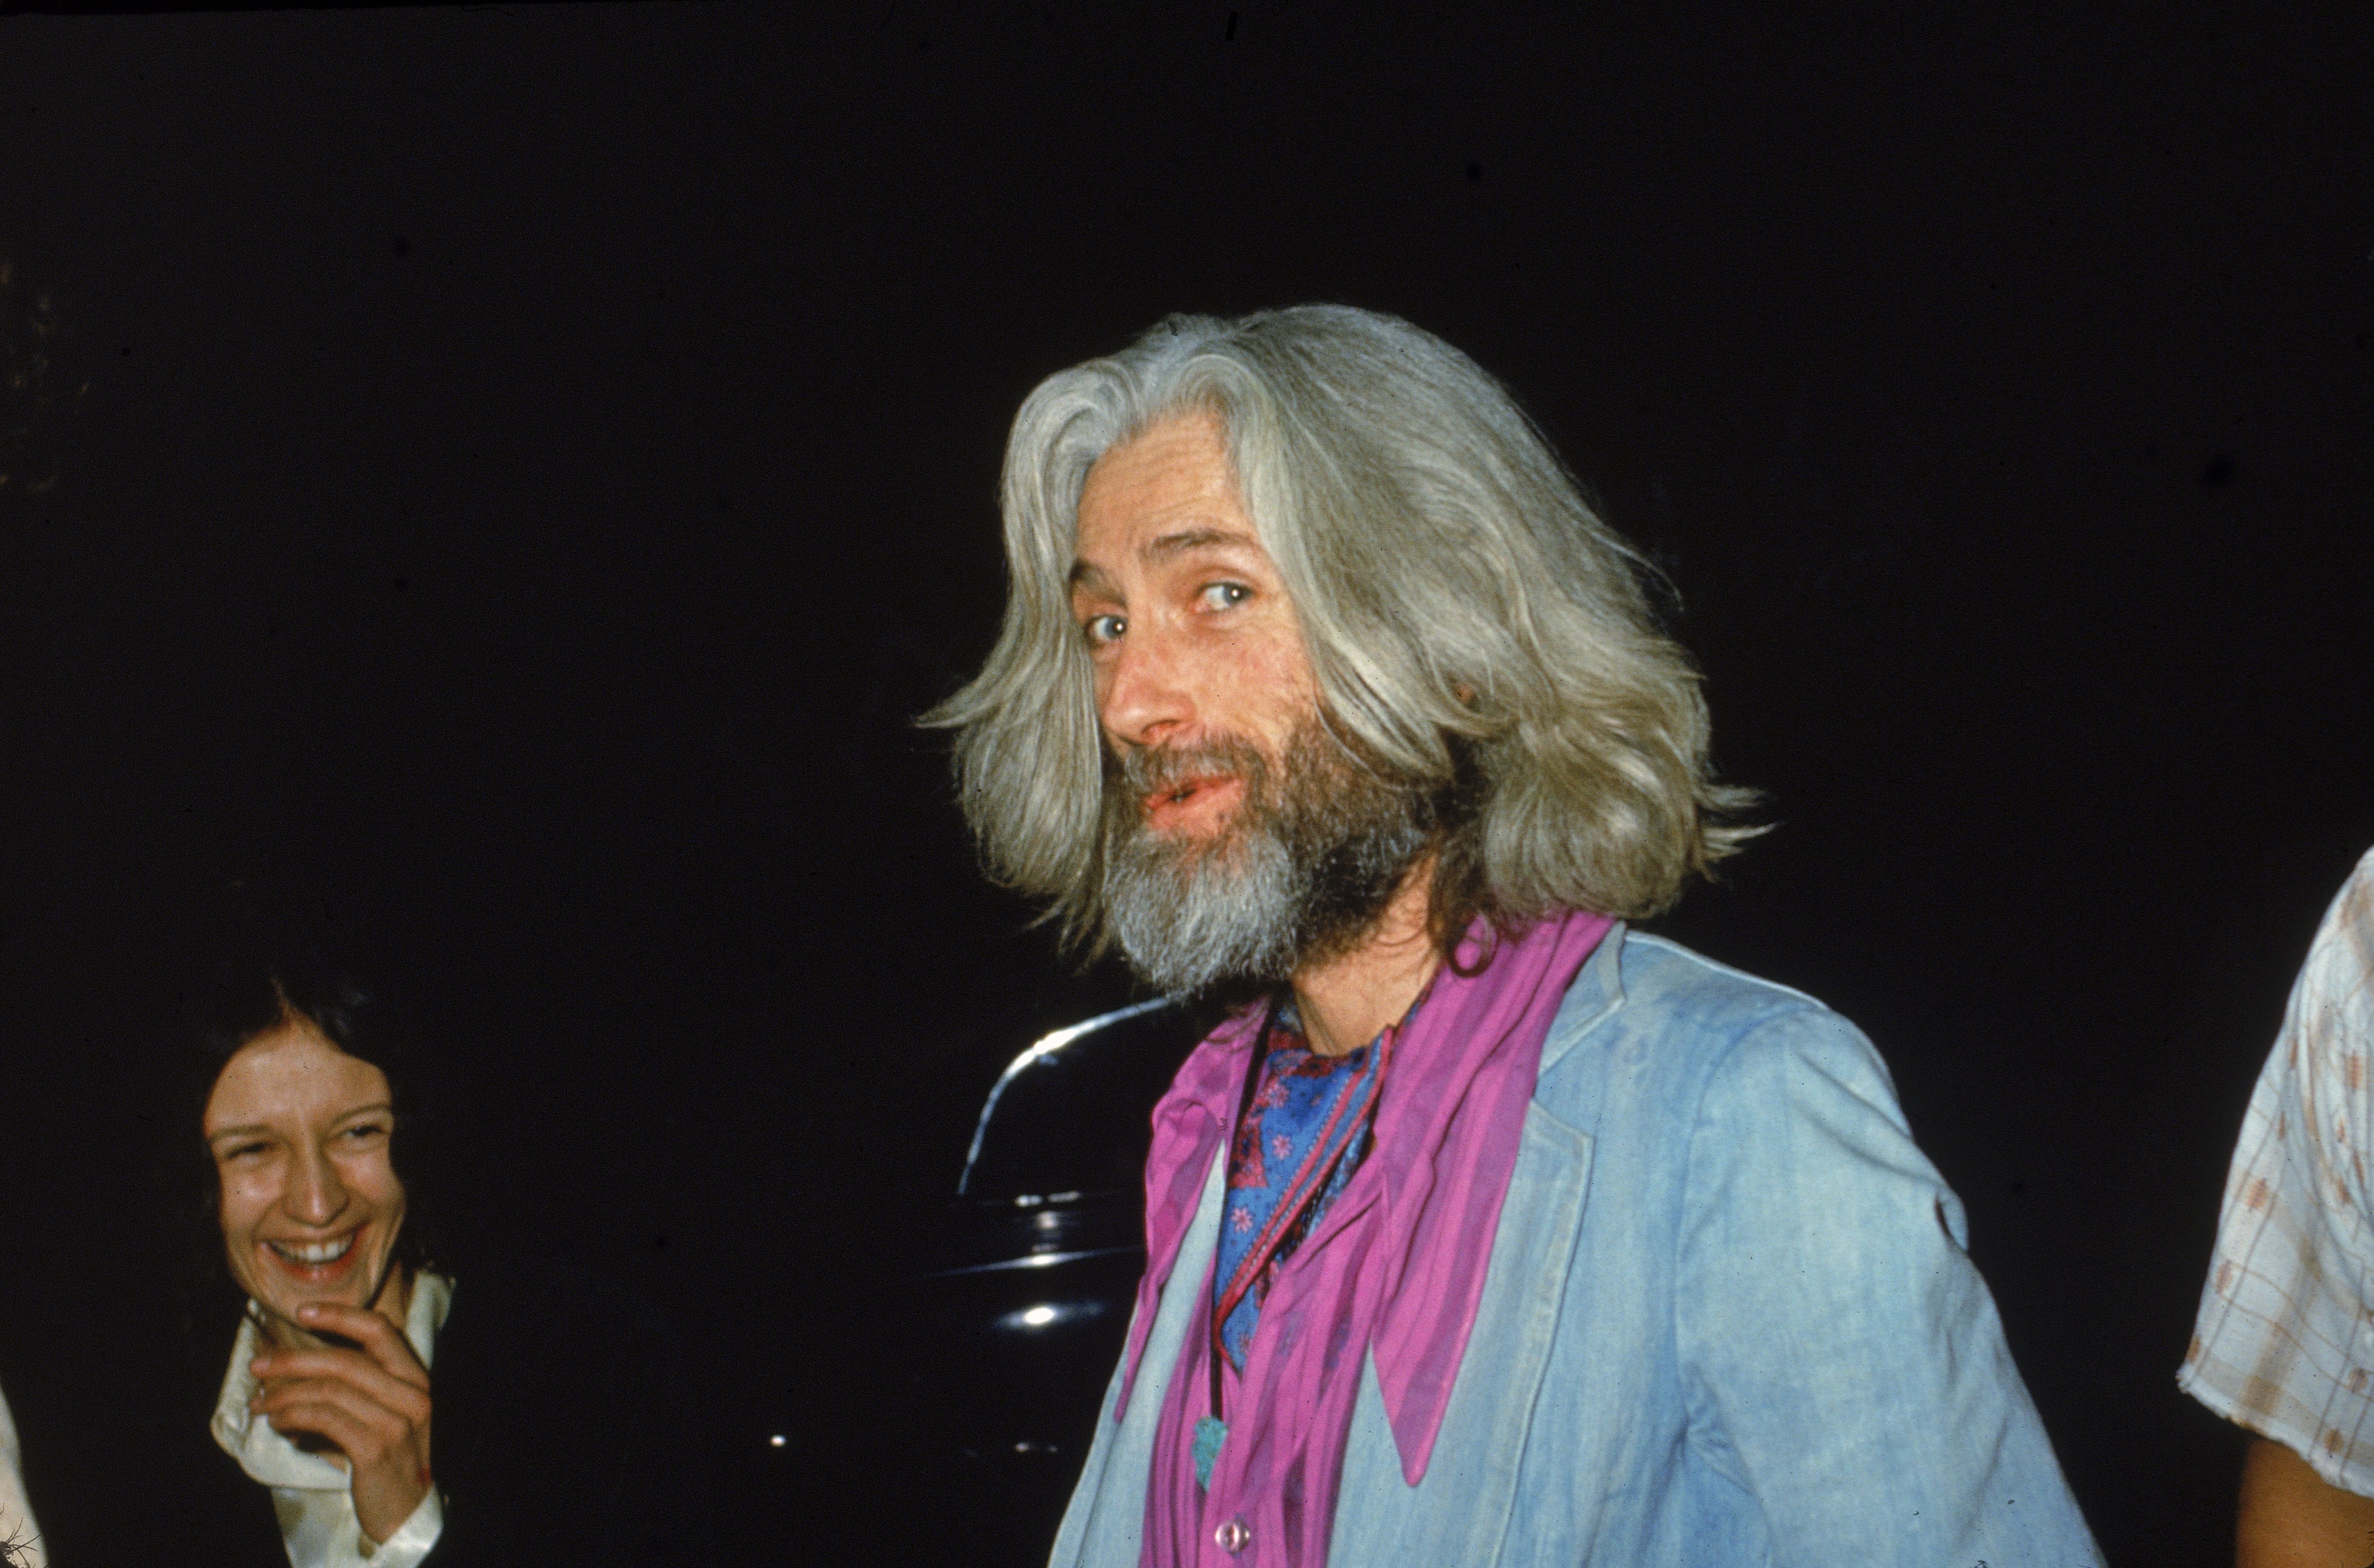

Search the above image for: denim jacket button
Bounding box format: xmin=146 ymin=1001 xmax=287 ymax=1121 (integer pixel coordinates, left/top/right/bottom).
xmin=1214 ymin=1517 xmax=1252 ymax=1554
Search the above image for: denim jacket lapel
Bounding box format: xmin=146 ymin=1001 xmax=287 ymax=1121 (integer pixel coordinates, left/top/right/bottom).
xmin=1048 ymin=1146 xmax=1229 ymax=1568
xmin=1325 ymin=1098 xmax=1597 ymax=1565
xmin=1318 ymin=929 xmax=1625 ymax=1564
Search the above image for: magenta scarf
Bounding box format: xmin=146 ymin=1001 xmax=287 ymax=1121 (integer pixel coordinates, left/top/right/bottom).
xmin=1119 ymin=909 xmax=1614 ymax=1568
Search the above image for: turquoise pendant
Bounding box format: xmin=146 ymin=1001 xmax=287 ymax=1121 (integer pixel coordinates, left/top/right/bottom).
xmin=1193 ymin=1415 xmax=1228 ymax=1488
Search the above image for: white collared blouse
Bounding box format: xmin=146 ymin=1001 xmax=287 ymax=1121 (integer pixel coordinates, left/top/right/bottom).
xmin=211 ymin=1274 xmax=452 ymax=1568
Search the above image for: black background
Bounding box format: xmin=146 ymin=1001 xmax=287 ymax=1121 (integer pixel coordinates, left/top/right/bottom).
xmin=0 ymin=4 xmax=2369 ymax=1563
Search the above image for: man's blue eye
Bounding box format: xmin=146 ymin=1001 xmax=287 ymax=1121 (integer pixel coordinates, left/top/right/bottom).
xmin=1201 ymin=583 xmax=1249 ymax=610
xmin=1085 ymin=614 xmax=1126 ymax=644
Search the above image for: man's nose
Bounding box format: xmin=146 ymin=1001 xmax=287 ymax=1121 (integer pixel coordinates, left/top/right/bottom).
xmin=1099 ymin=627 xmax=1196 ymax=750
xmin=284 ymin=1146 xmax=349 ymax=1228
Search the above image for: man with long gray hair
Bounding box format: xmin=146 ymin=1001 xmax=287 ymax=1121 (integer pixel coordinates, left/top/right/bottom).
xmin=931 ymin=305 xmax=2098 ymax=1567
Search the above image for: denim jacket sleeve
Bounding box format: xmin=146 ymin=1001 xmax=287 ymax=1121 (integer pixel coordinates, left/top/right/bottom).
xmin=1674 ymin=1004 xmax=2102 ymax=1566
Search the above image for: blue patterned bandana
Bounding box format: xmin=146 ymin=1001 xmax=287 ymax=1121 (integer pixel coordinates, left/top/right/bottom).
xmin=1212 ymin=1006 xmax=1386 ymax=1373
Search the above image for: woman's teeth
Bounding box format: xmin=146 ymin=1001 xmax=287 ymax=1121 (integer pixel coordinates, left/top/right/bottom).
xmin=268 ymin=1234 xmax=356 ymax=1264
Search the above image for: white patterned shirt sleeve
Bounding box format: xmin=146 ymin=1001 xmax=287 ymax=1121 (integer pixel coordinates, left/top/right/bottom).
xmin=2182 ymin=848 xmax=2374 ymax=1493
xmin=0 ymin=1379 xmax=44 ymax=1568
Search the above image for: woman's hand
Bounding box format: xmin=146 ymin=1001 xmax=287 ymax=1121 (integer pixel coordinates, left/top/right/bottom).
xmin=250 ymin=1301 xmax=434 ymax=1545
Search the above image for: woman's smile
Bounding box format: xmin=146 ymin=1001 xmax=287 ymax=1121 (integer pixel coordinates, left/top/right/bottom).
xmin=261 ymin=1226 xmax=365 ymax=1282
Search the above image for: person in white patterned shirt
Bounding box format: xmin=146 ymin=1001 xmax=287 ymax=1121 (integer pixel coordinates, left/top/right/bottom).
xmin=2183 ymin=847 xmax=2374 ymax=1567
xmin=0 ymin=1382 xmax=41 ymax=1568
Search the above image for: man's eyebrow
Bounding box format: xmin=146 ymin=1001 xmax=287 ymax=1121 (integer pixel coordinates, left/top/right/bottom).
xmin=1142 ymin=525 xmax=1256 ymax=562
xmin=1069 ymin=526 xmax=1261 ymax=593
xmin=1073 ymin=529 xmax=1263 ymax=595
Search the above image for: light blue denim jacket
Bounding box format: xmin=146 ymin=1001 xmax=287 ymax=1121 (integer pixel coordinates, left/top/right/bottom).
xmin=1051 ymin=927 xmax=2102 ymax=1566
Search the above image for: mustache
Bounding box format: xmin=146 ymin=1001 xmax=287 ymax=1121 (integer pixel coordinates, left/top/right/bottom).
xmin=1107 ymin=732 xmax=1275 ymax=804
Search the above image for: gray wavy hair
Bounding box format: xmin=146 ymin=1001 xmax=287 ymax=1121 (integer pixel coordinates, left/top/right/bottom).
xmin=924 ymin=304 xmax=1758 ymax=955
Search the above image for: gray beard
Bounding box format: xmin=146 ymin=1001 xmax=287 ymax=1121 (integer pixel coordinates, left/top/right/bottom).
xmin=1097 ymin=721 xmax=1436 ymax=998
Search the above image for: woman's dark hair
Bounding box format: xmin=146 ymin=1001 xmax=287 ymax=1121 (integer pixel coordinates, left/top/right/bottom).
xmin=166 ymin=945 xmax=449 ymax=1314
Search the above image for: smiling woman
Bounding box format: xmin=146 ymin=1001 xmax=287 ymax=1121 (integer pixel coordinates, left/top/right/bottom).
xmin=170 ymin=959 xmax=454 ymax=1565
xmin=157 ymin=945 xmax=715 ymax=1568
xmin=180 ymin=966 xmax=446 ymax=1331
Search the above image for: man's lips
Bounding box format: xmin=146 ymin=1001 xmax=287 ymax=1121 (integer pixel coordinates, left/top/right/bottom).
xmin=1141 ymin=773 xmax=1245 ymax=832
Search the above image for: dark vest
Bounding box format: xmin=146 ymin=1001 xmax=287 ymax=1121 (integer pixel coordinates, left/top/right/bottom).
xmin=193 ymin=1255 xmax=715 ymax=1567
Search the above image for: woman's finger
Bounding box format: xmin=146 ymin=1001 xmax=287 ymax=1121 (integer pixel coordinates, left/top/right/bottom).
xmin=253 ymin=1351 xmax=431 ymax=1424
xmin=292 ymin=1302 xmax=428 ymax=1385
xmin=260 ymin=1396 xmax=401 ymax=1466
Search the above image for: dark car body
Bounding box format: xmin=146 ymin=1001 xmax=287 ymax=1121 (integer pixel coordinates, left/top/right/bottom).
xmin=895 ymin=999 xmax=1212 ymax=1564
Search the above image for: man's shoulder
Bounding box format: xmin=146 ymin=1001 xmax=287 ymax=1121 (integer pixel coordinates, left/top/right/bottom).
xmin=1577 ymin=927 xmax=1840 ymax=1049
xmin=1614 ymin=928 xmax=1830 ymax=1015
xmin=2301 ymin=848 xmax=2374 ymax=1009
xmin=1534 ymin=926 xmax=1870 ymax=1120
